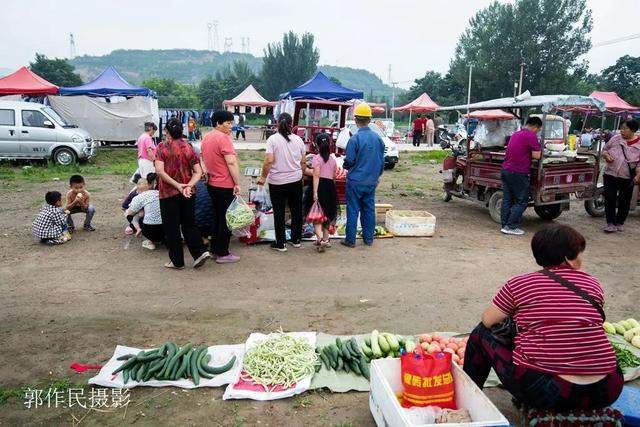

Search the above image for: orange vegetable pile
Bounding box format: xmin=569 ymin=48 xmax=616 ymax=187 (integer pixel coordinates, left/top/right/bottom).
xmin=418 ymin=334 xmax=467 ymax=367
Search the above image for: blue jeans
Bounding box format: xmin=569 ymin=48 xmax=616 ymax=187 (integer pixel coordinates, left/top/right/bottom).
xmin=346 ymin=181 xmax=376 ymax=244
xmin=500 ymin=169 xmax=529 ymax=229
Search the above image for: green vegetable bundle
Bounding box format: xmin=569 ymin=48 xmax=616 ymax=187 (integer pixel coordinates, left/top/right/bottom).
xmin=241 ymin=333 xmax=317 ymax=392
xmin=612 ymin=342 xmax=640 ymax=370
xmin=361 ymin=330 xmax=409 ymax=360
xmin=112 ymin=342 xmax=236 ymax=386
xmin=317 ymin=337 xmax=370 ymax=380
xmin=225 ymin=196 xmax=255 ymax=231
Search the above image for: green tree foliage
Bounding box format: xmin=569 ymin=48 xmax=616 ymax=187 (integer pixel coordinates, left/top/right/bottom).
xmin=197 ymin=60 xmax=258 ymax=109
xmin=259 ymin=32 xmax=319 ymax=99
xmin=448 ymin=0 xmax=592 ymax=101
xmin=142 ymin=77 xmax=199 ymax=108
xmin=29 ymin=53 xmax=83 ymax=87
xmin=597 ymin=55 xmax=640 ymax=106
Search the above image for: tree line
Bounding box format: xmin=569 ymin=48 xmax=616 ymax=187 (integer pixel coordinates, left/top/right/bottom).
xmin=28 ymin=0 xmax=640 ymax=112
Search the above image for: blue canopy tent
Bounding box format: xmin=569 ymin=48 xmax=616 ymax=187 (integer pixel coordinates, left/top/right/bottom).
xmin=49 ymin=66 xmax=159 ymax=142
xmin=279 ymin=71 xmax=363 ymax=101
xmin=59 ymin=66 xmax=156 ymax=97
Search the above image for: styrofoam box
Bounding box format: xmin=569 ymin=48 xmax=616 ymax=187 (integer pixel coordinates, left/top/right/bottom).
xmin=369 ymin=358 xmax=509 ymax=427
xmin=385 ymin=210 xmax=436 ymax=237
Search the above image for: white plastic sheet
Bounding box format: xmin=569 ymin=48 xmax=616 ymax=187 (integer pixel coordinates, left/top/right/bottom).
xmin=89 ymin=344 xmax=243 ymax=389
xmin=48 ymin=95 xmax=159 ymax=142
xmin=223 ymin=332 xmax=316 ymax=401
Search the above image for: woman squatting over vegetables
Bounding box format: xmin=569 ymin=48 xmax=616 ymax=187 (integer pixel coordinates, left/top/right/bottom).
xmin=464 ymin=224 xmax=623 ymax=410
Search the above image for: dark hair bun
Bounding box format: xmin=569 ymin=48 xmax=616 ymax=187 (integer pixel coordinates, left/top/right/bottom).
xmin=165 ymin=118 xmax=183 ymax=139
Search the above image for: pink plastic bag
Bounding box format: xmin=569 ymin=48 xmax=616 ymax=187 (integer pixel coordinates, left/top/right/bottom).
xmin=306 ymin=201 xmax=327 ymax=224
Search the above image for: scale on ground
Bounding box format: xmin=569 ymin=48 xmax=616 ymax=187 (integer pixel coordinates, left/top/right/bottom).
xmin=244 ymin=167 xmax=262 ymax=201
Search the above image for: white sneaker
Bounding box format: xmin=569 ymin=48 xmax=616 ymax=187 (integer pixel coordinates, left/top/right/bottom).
xmin=501 ymin=227 xmax=525 ymax=235
xmin=142 ymin=239 xmax=156 ymax=250
xmin=193 ymin=251 xmax=212 ymax=269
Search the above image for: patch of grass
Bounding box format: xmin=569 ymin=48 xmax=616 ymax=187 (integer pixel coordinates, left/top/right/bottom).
xmin=410 ymin=150 xmax=451 ymax=164
xmin=0 ymin=377 xmax=78 ymax=405
xmin=293 ymin=395 xmax=312 ymax=409
xmin=0 ymin=148 xmax=137 ymax=185
xmin=334 ymin=422 xmax=355 ymax=427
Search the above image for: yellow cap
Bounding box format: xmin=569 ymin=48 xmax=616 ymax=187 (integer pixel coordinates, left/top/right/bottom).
xmin=354 ymin=102 xmax=372 ymax=118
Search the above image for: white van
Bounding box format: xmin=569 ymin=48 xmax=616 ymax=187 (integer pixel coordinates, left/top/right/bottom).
xmin=0 ymin=101 xmax=96 ymax=165
xmin=343 ymin=120 xmax=399 ymax=169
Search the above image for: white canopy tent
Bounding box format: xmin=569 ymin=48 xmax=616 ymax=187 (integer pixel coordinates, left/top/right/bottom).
xmin=223 ymin=85 xmax=276 ymax=114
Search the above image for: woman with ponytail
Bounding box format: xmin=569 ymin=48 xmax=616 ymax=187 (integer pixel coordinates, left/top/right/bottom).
xmin=155 ymin=118 xmax=211 ymax=269
xmin=257 ymin=113 xmax=307 ymax=251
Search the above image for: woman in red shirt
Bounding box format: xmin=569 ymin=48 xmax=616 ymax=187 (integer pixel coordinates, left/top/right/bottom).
xmin=155 ymin=118 xmax=211 ymax=269
xmin=464 ymin=225 xmax=622 ymax=409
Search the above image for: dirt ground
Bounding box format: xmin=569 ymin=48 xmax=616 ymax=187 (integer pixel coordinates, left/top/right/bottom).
xmin=0 ymin=151 xmax=638 ymax=426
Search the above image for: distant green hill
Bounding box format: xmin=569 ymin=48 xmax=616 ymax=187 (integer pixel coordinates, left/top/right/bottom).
xmin=69 ymin=49 xmax=398 ymax=99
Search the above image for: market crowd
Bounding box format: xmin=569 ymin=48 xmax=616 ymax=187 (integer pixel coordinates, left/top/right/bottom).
xmin=29 ymin=108 xmax=638 ymax=414
xmin=32 ymin=104 xmax=386 ymax=269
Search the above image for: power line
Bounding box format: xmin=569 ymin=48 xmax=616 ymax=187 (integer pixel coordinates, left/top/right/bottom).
xmin=592 ymin=33 xmax=640 ymax=48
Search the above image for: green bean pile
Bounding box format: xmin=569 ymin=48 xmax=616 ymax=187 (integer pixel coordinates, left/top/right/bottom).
xmin=612 ymin=342 xmax=640 ymax=369
xmin=241 ymin=333 xmax=318 ymax=392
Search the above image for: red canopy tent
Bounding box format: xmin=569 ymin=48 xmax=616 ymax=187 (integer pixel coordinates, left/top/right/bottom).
xmin=391 ymin=92 xmax=439 ymax=113
xmin=0 ymin=66 xmax=58 ymax=95
xmin=391 ymin=92 xmax=439 ymax=126
xmin=463 ymin=109 xmax=515 ymax=121
xmin=589 ymin=91 xmax=638 ymax=113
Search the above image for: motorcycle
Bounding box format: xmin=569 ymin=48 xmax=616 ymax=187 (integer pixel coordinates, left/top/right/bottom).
xmin=437 ymin=124 xmax=468 ymax=152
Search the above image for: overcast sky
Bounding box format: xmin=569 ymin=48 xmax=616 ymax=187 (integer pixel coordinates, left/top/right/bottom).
xmin=1 ymin=0 xmax=638 ymax=88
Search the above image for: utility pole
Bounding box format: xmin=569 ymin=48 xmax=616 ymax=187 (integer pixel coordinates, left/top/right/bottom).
xmin=69 ymin=33 xmax=77 ymax=59
xmin=212 ymin=20 xmax=220 ymax=51
xmin=466 ymin=65 xmax=473 ymax=133
xmin=518 ymin=61 xmax=524 ymax=95
xmin=207 ymin=23 xmax=213 ymax=51
xmin=224 ymin=37 xmax=233 ymax=52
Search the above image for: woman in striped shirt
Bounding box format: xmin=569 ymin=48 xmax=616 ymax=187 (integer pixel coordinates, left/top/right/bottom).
xmin=463 ymin=225 xmax=623 ymax=409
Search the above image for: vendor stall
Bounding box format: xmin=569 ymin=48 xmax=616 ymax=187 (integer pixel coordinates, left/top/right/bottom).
xmin=50 ymin=66 xmax=158 ymax=143
xmin=439 ymin=94 xmax=606 ymax=222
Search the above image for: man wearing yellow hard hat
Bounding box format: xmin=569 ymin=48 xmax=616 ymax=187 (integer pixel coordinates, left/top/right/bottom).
xmin=341 ymin=102 xmax=385 ymax=248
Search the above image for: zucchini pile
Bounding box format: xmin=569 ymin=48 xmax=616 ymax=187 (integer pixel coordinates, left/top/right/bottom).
xmin=112 ymin=342 xmax=236 ymax=386
xmin=316 ymin=337 xmax=370 ymax=379
xmin=361 ymin=330 xmax=416 ymax=360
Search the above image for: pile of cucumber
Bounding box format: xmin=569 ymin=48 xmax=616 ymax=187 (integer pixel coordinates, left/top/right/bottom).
xmin=360 ymin=330 xmax=416 ymax=360
xmin=112 ymin=342 xmax=236 ymax=386
xmin=316 ymin=337 xmax=370 ymax=380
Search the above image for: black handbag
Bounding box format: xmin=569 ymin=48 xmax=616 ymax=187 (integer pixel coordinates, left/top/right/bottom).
xmin=490 ymin=317 xmax=518 ymax=348
xmin=491 ymin=269 xmax=606 ymax=348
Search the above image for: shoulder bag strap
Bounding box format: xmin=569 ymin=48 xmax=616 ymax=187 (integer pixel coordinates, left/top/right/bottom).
xmin=538 ymin=269 xmax=606 ymax=321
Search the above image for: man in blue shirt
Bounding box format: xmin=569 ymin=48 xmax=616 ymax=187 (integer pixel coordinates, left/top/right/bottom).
xmin=342 ymin=103 xmax=385 ymax=247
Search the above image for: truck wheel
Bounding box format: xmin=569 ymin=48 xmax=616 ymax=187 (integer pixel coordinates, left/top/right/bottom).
xmin=53 ymin=147 xmax=77 ymax=166
xmin=534 ymin=204 xmax=562 ymax=220
xmin=384 ymin=162 xmax=396 ymax=170
xmin=487 ymin=190 xmax=503 ymax=224
xmin=442 ymin=191 xmax=452 ymax=202
xmin=584 ymin=190 xmax=605 ymax=217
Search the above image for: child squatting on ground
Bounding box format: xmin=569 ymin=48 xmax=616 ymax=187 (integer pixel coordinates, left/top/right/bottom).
xmin=32 ymin=191 xmax=72 ymax=245
xmin=66 ymin=174 xmax=96 ymax=232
